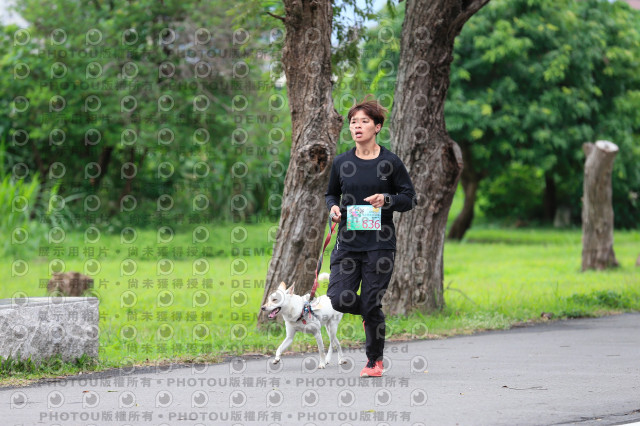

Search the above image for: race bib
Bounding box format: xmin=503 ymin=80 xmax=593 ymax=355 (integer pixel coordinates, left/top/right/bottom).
xmin=347 ymin=205 xmax=381 ymax=231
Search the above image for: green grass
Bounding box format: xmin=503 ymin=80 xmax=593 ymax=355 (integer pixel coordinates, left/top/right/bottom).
xmin=1 ymin=222 xmax=638 ymax=385
xmin=0 ymin=353 xmax=98 ymax=386
xmin=443 ymin=229 xmax=640 ymax=320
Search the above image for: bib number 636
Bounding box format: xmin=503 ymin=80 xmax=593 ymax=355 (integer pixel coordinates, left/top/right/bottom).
xmin=361 ymin=218 xmax=381 ymax=230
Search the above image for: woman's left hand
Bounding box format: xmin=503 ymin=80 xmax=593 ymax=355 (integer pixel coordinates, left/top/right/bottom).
xmin=364 ymin=194 xmax=384 ymax=208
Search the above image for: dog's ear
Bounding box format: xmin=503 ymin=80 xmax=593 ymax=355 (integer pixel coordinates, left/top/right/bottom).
xmin=278 ymin=281 xmax=287 ymax=291
xmin=287 ymin=282 xmax=296 ymax=294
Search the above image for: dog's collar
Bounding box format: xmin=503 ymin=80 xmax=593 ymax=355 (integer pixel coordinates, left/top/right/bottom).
xmin=298 ymin=300 xmax=318 ymax=325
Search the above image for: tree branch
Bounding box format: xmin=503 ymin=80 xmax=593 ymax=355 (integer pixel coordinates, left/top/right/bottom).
xmin=462 ymin=0 xmax=490 ymax=16
xmin=450 ymin=0 xmax=491 ymax=36
xmin=266 ymin=11 xmax=286 ymax=22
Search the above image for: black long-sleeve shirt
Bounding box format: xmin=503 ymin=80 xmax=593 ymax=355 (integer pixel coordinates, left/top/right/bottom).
xmin=325 ymin=146 xmax=416 ymax=251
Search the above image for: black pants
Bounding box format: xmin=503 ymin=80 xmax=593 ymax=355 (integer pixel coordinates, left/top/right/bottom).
xmin=327 ymin=248 xmax=395 ymax=362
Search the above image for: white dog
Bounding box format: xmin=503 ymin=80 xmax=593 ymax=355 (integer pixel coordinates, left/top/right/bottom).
xmin=261 ymin=282 xmax=346 ymax=368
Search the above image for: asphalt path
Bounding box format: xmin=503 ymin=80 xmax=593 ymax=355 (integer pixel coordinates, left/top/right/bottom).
xmin=1 ymin=313 xmax=640 ymax=425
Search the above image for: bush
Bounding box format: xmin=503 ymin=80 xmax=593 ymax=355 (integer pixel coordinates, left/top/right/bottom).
xmin=0 ymin=139 xmax=49 ymax=258
xmin=478 ymin=162 xmax=545 ymax=223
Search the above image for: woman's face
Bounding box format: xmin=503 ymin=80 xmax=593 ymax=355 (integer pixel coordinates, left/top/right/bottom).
xmin=349 ymin=110 xmax=381 ymax=144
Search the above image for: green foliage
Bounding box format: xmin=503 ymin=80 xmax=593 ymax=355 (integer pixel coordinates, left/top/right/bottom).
xmin=559 ymin=290 xmax=639 ymax=318
xmin=0 ymin=138 xmax=48 ymax=257
xmin=3 ymin=0 xmax=638 ymax=230
xmin=0 ymin=354 xmax=37 ymax=375
xmin=1 ymin=0 xmax=293 ymax=232
xmin=337 ymin=0 xmax=640 ymax=228
xmin=331 ymin=3 xmax=403 ymax=155
xmin=228 ymin=0 xmax=388 ymax=68
xmin=447 ymin=0 xmax=640 ymax=227
xmin=565 ymin=290 xmax=637 ymax=310
xmin=478 ymin=162 xmax=545 ymax=222
xmin=0 ymin=353 xmax=97 ymax=378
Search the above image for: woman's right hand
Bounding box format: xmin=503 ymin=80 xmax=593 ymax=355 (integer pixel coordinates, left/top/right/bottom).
xmin=330 ymin=205 xmax=341 ymax=223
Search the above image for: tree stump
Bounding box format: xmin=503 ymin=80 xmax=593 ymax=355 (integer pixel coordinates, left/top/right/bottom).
xmin=581 ymin=141 xmax=619 ymax=271
xmin=47 ymin=271 xmax=93 ymax=296
xmin=553 ymin=206 xmax=572 ymax=228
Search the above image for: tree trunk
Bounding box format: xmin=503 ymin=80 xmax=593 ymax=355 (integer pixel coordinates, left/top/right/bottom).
xmin=636 ymin=254 xmax=640 ymax=267
xmin=384 ymin=0 xmax=490 ymax=315
xmin=93 ymin=145 xmax=114 ymax=189
xmin=543 ymin=171 xmax=556 ymax=223
xmin=118 ymin=146 xmax=148 ymax=204
xmin=257 ymin=0 xmax=343 ymax=325
xmin=28 ymin=142 xmax=49 ymax=220
xmin=581 ymin=141 xmax=619 ymax=271
xmin=448 ymin=143 xmax=479 ymax=240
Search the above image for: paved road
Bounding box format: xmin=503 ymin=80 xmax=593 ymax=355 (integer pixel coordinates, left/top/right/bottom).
xmin=1 ymin=314 xmax=640 ymax=426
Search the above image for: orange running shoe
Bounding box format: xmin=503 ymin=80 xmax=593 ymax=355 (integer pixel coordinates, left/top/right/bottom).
xmin=360 ymin=359 xmax=383 ymax=377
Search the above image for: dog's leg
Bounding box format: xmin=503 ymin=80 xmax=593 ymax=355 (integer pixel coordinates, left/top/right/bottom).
xmin=313 ymin=328 xmax=326 ymax=369
xmin=274 ymin=324 xmax=295 ymax=364
xmin=324 ymin=324 xmax=333 ymax=365
xmin=329 ymin=315 xmax=347 ymax=365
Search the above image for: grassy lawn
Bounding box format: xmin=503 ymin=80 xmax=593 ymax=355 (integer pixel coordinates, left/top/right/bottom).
xmin=1 ymin=222 xmax=638 ymax=385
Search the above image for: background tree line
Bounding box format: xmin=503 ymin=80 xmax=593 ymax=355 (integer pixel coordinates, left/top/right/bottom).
xmin=338 ymin=0 xmax=640 ymax=236
xmin=1 ymin=0 xmax=639 ymax=238
xmin=0 ymin=0 xmax=291 ymax=238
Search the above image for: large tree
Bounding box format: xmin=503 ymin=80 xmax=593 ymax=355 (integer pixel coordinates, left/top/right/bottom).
xmin=382 ymin=0 xmax=490 ymax=314
xmin=341 ymin=0 xmax=640 ymax=240
xmin=257 ymin=0 xmax=344 ymax=324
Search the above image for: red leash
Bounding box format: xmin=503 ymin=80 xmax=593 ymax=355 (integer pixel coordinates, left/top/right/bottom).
xmin=309 ymin=218 xmax=338 ymax=300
